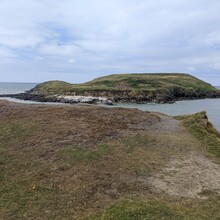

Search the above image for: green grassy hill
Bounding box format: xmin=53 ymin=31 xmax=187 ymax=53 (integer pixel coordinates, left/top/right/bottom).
xmin=81 ymin=73 xmax=216 ymax=90
xmin=30 ymin=73 xmax=220 ymax=103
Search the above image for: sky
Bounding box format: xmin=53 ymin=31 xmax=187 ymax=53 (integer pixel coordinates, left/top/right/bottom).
xmin=0 ymin=0 xmax=220 ymax=85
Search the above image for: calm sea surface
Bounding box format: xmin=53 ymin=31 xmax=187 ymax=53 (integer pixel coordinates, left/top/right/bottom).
xmin=0 ymin=82 xmax=37 ymax=95
xmin=115 ymin=87 xmax=220 ymax=131
xmin=0 ymin=83 xmax=220 ymax=131
xmin=115 ymin=98 xmax=220 ymax=131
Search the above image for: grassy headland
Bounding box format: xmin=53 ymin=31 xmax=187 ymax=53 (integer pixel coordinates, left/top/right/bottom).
xmin=0 ymin=100 xmax=220 ymax=219
xmin=29 ymin=73 xmax=220 ymax=103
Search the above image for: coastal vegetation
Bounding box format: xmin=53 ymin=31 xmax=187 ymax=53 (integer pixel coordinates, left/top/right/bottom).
xmin=175 ymin=111 xmax=220 ymax=158
xmin=28 ymin=73 xmax=220 ymax=103
xmin=2 ymin=73 xmax=220 ymax=105
xmin=0 ymin=100 xmax=220 ymax=219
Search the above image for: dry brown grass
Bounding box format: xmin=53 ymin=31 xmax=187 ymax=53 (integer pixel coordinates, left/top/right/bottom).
xmin=0 ymin=100 xmax=220 ymax=219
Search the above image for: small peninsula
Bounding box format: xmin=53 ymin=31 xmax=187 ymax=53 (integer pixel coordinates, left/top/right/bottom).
xmin=2 ymin=73 xmax=220 ymax=104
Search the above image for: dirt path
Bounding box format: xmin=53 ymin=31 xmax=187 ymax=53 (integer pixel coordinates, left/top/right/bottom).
xmin=145 ymin=114 xmax=220 ymax=199
xmin=148 ymin=153 xmax=220 ymax=198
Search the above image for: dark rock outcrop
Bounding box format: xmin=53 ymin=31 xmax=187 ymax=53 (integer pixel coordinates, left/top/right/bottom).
xmin=1 ymin=83 xmax=220 ymax=105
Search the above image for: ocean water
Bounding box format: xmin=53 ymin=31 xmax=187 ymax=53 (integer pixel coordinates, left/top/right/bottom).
xmin=0 ymin=82 xmax=61 ymax=105
xmin=0 ymin=82 xmax=220 ymax=131
xmin=114 ymin=86 xmax=220 ymax=131
xmin=116 ymin=98 xmax=220 ymax=131
xmin=0 ymin=82 xmax=37 ymax=95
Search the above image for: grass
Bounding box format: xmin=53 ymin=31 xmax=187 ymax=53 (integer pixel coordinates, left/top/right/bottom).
xmin=0 ymin=120 xmax=171 ymax=218
xmin=0 ymin=103 xmax=163 ymax=219
xmin=1 ymin=101 xmax=220 ymax=219
xmin=175 ymin=111 xmax=220 ymax=159
xmin=30 ymin=73 xmax=220 ymax=100
xmin=88 ymin=196 xmax=220 ymax=220
xmin=89 ymin=198 xmax=188 ymax=220
xmin=59 ymin=143 xmax=117 ymax=165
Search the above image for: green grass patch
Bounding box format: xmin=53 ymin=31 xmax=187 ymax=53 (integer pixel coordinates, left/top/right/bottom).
xmin=0 ymin=121 xmax=38 ymax=147
xmin=31 ymin=73 xmax=220 ymax=97
xmin=88 ymin=196 xmax=220 ymax=220
xmin=176 ymin=111 xmax=220 ymax=159
xmin=58 ymin=144 xmax=117 ymax=166
xmin=121 ymin=134 xmax=156 ymax=153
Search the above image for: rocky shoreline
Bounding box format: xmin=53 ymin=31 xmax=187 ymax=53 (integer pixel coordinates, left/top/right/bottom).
xmin=1 ymin=90 xmax=220 ymax=105
xmin=0 ymin=93 xmax=115 ymax=105
xmin=3 ymin=73 xmax=219 ymax=105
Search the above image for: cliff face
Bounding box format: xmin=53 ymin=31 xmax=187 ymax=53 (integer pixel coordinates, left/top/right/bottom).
xmin=43 ymin=86 xmax=220 ymax=103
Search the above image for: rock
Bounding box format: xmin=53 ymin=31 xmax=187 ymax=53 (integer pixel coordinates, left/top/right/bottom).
xmin=0 ymin=93 xmax=115 ymax=106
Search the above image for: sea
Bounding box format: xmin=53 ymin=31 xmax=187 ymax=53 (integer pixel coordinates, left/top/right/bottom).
xmin=0 ymin=82 xmax=37 ymax=95
xmin=0 ymin=83 xmax=220 ymax=131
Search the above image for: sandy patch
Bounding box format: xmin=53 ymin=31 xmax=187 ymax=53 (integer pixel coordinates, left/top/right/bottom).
xmin=148 ymin=153 xmax=220 ymax=198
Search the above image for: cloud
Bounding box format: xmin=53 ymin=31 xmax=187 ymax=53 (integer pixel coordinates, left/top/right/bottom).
xmin=0 ymin=0 xmax=220 ymax=84
xmin=39 ymin=43 xmax=79 ymax=57
xmin=0 ymin=47 xmax=16 ymax=59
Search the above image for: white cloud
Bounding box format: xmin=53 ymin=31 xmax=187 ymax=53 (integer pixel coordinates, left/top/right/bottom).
xmin=0 ymin=0 xmax=220 ymax=84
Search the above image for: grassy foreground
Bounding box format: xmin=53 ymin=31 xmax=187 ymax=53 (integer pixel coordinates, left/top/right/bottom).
xmin=0 ymin=100 xmax=220 ymax=219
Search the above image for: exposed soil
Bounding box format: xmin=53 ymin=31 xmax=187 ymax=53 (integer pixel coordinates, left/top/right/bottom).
xmin=145 ymin=114 xmax=220 ymax=199
xmin=148 ymin=153 xmax=220 ymax=199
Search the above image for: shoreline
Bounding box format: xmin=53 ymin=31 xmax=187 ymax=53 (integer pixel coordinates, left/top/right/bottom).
xmin=1 ymin=91 xmax=220 ymax=106
xmin=2 ymin=96 xmax=220 ymax=132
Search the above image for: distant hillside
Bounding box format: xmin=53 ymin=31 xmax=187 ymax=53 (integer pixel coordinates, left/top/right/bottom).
xmin=29 ymin=73 xmax=220 ymax=103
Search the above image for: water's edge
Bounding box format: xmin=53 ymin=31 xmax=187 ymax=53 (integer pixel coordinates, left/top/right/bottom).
xmin=0 ymin=83 xmax=220 ymax=131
